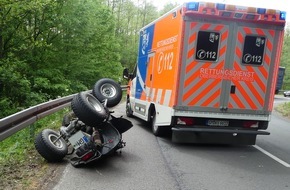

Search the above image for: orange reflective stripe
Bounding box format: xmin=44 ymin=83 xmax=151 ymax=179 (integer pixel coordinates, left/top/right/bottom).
xmin=258 ymin=66 xmax=268 ymax=80
xmin=255 ymin=28 xmax=265 ymax=35
xmin=214 ymin=102 xmax=220 ymax=108
xmin=221 ymin=30 xmax=229 ymax=41
xmin=201 ymin=88 xmax=221 ymax=107
xmin=243 ymin=67 xmax=265 ymax=106
xmin=188 ymin=78 xmax=222 ymax=106
xmin=269 ymin=30 xmax=275 ymax=38
xmin=233 ymin=80 xmax=258 ymax=109
xmin=186 ymin=62 xmax=224 ymax=104
xmin=187 ymin=48 xmax=195 ymax=59
xmin=266 ymin=40 xmax=273 ymax=54
xmin=183 ymin=62 xmax=212 ymax=101
xmin=230 ymin=93 xmax=246 ymax=109
xmin=264 ymin=54 xmax=271 ymax=66
xmin=238 ymin=32 xmax=243 ymax=43
xmin=190 ymin=22 xmax=198 ymax=29
xmin=201 ymin=23 xmax=211 ymax=30
xmin=233 ymin=64 xmax=259 ymax=109
xmin=243 ymin=27 xmax=252 ymax=34
xmin=247 ymin=66 xmax=266 ymax=92
xmin=235 ymin=47 xmax=242 ymax=58
xmin=189 ymin=32 xmax=197 ymax=44
xmin=184 ymin=68 xmax=200 ymax=88
xmin=219 ymin=45 xmax=226 ymax=56
xmin=186 ymin=61 xmax=197 ymax=74
xmin=214 ymin=25 xmax=224 ymax=31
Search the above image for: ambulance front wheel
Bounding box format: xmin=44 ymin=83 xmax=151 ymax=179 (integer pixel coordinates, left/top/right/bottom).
xmin=152 ymin=112 xmax=167 ymax=136
xmin=126 ymin=99 xmax=133 ymax=117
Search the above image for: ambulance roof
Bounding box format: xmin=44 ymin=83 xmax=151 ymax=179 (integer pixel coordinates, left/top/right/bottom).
xmin=183 ymin=1 xmax=286 ymax=25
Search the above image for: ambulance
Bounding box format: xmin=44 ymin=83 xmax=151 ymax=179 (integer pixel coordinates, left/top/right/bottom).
xmin=123 ymin=1 xmax=286 ymax=144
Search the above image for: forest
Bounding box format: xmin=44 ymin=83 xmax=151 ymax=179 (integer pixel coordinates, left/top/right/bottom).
xmin=0 ymin=0 xmax=177 ymax=118
xmin=0 ymin=0 xmax=290 ymax=118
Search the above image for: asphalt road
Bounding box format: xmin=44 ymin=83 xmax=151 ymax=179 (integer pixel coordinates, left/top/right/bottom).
xmin=49 ymin=96 xmax=290 ymax=190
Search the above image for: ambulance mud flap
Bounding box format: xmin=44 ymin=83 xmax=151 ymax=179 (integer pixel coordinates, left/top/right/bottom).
xmin=171 ymin=127 xmax=270 ymax=145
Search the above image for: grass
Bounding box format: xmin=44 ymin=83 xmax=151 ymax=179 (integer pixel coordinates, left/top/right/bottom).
xmin=275 ymin=101 xmax=290 ymax=118
xmin=0 ymin=108 xmax=70 ymax=190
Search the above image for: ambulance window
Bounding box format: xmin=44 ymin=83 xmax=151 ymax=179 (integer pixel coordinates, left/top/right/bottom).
xmin=242 ymin=36 xmax=265 ymax=65
xmin=195 ymin=31 xmax=220 ymax=62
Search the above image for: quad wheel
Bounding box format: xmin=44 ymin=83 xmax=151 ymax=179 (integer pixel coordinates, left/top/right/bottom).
xmin=71 ymin=92 xmax=108 ymax=127
xmin=34 ymin=129 xmax=68 ymax=162
xmin=92 ymin=78 xmax=122 ymax=108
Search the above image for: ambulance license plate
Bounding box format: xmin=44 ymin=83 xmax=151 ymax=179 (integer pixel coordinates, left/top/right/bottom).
xmin=206 ymin=120 xmax=229 ymax=127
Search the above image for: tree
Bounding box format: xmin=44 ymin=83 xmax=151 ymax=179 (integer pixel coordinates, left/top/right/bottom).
xmin=280 ymin=29 xmax=290 ymax=90
xmin=159 ymin=2 xmax=179 ymax=15
xmin=0 ymin=0 xmax=123 ymax=118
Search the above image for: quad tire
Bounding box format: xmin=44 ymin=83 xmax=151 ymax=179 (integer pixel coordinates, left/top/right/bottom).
xmin=92 ymin=78 xmax=122 ymax=108
xmin=34 ymin=129 xmax=68 ymax=162
xmin=71 ymin=92 xmax=108 ymax=127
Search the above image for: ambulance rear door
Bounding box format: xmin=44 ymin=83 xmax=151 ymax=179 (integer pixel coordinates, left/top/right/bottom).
xmin=177 ymin=16 xmax=282 ymax=115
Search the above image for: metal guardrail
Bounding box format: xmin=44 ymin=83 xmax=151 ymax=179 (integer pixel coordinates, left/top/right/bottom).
xmin=0 ymin=86 xmax=127 ymax=142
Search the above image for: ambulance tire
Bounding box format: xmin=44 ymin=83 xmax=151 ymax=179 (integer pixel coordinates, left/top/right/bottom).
xmin=152 ymin=112 xmax=168 ymax=137
xmin=126 ymin=99 xmax=133 ymax=117
xmin=92 ymin=78 xmax=122 ymax=108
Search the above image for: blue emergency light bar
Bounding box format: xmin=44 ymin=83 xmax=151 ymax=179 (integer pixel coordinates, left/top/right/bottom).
xmin=257 ymin=8 xmax=266 ymax=14
xmin=280 ymin=11 xmax=286 ymax=20
xmin=185 ymin=2 xmax=286 ymax=22
xmin=216 ymin=3 xmax=226 ymax=10
xmin=187 ymin=2 xmax=199 ymax=11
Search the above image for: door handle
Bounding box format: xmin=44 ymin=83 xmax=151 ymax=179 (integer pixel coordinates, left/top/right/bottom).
xmin=230 ymin=85 xmax=236 ymax=94
xmin=220 ymin=107 xmax=228 ymax=111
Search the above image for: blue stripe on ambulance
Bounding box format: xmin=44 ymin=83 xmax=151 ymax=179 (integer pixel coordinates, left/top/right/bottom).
xmin=135 ymin=24 xmax=155 ymax=99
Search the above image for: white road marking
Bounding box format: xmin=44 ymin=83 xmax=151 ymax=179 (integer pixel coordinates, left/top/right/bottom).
xmin=253 ymin=145 xmax=290 ymax=168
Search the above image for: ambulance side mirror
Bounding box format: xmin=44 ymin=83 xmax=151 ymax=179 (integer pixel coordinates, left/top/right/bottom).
xmin=123 ymin=68 xmax=130 ymax=80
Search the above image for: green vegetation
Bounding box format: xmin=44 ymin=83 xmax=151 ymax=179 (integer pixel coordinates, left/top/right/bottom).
xmin=0 ymin=0 xmax=177 ymax=119
xmin=281 ymin=30 xmax=290 ymax=90
xmin=0 ymin=108 xmax=68 ymax=189
xmin=275 ymin=102 xmax=290 ymax=118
